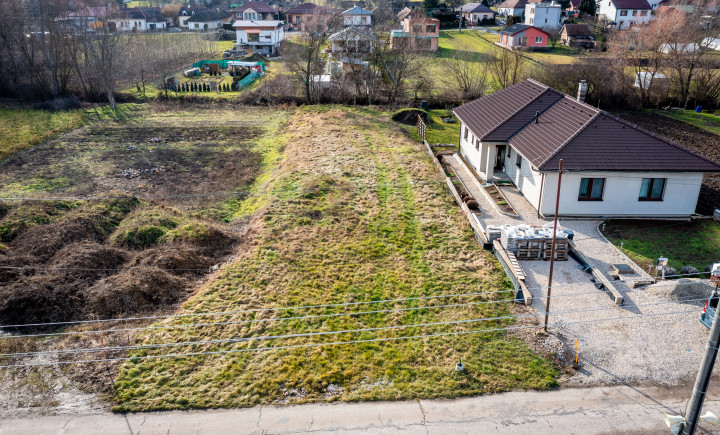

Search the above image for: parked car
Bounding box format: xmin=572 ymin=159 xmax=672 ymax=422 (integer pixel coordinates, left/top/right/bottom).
xmin=169 ymin=27 xmax=182 ymax=33
xmin=700 ymin=263 xmax=720 ymax=329
xmin=223 ymin=49 xmax=246 ymax=59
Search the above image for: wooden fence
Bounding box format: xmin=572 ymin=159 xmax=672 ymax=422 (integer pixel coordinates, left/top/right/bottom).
xmin=417 ymin=115 xmax=426 ymax=142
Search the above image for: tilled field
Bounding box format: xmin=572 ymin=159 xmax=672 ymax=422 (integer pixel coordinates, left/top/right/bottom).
xmin=620 ymin=111 xmax=720 ymax=215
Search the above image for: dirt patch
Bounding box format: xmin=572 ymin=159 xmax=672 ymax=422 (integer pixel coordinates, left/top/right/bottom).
xmin=645 ymin=278 xmax=715 ymax=302
xmin=620 ymin=112 xmax=720 ymax=215
xmin=125 ymin=245 xmax=215 ymax=276
xmin=392 ymin=109 xmax=428 ymax=126
xmin=11 ymin=218 xmax=105 ymax=262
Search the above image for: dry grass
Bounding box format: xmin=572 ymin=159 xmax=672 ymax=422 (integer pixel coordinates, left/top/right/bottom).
xmin=113 ymin=106 xmax=557 ymax=411
xmin=0 ymin=108 xmax=85 ymax=160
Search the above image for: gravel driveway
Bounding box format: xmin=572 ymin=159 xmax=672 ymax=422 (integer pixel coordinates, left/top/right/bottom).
xmin=445 ymin=154 xmax=711 ymax=386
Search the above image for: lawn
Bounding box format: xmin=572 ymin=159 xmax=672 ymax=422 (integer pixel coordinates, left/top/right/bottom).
xmin=402 ymin=109 xmax=461 ymax=145
xmin=0 ymin=108 xmax=85 ymax=160
xmin=603 ymin=220 xmax=720 ymax=272
xmin=657 ymin=110 xmax=720 ymax=136
xmin=112 ymin=106 xmax=557 ymax=411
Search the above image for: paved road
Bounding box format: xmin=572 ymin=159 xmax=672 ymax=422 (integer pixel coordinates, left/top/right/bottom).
xmin=1 ymin=384 xmax=718 ymax=434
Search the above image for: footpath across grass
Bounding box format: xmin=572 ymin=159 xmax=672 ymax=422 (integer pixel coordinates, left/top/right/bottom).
xmin=604 ymin=219 xmax=720 ymax=272
xmin=0 ymin=108 xmax=85 ymax=160
xmin=113 ymin=106 xmax=557 ymax=411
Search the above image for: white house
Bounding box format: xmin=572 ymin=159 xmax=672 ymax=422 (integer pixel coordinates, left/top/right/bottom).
xmin=524 ymin=2 xmax=562 ymax=29
xmin=230 ymin=1 xmax=277 ymax=21
xmin=458 ymin=3 xmax=495 ymax=24
xmin=328 ymin=26 xmax=376 ymax=54
xmin=453 ymin=79 xmax=720 ymax=218
xmin=109 ymin=7 xmax=168 ymax=32
xmin=597 ymin=0 xmax=652 ymax=29
xmin=233 ymin=20 xmax=284 ymax=55
xmin=186 ymin=9 xmax=232 ymax=31
xmin=498 ymin=0 xmax=531 ymax=17
xmin=341 ymin=6 xmax=373 ymax=27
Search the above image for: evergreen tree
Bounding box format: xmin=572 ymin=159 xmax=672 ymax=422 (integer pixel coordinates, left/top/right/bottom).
xmin=481 ymin=0 xmax=489 ymax=6
xmin=423 ymin=0 xmax=439 ymax=11
xmin=578 ymin=0 xmax=596 ymax=15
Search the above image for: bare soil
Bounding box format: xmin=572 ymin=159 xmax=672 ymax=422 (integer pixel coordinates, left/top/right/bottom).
xmin=619 ymin=111 xmax=720 ymax=215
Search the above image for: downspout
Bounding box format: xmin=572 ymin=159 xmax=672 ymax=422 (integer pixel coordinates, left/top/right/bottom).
xmin=537 ymin=172 xmax=546 ymax=219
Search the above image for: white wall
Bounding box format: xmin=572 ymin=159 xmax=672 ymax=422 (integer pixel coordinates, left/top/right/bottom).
xmin=525 ymin=4 xmax=562 ymax=28
xmin=598 ymin=1 xmax=651 ymax=29
xmin=236 ymin=27 xmax=284 ymax=46
xmin=189 ymin=20 xmax=223 ymax=30
xmin=459 ymin=124 xmax=482 ymax=172
xmin=498 ymin=7 xmax=523 ymax=16
xmin=505 ymin=146 xmax=544 ymax=210
xmin=539 ymin=171 xmax=703 ymax=217
xmin=344 ymin=15 xmax=372 ymax=26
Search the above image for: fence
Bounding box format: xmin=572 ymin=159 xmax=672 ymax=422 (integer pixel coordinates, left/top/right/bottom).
xmin=192 ymin=59 xmax=231 ymax=69
xmin=417 ymin=115 xmax=426 ymax=142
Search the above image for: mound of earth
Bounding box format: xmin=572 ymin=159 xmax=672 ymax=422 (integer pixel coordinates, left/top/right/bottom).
xmin=645 ymin=278 xmax=715 ymax=303
xmin=85 ymin=267 xmax=191 ymax=317
xmin=126 ymin=245 xmax=215 ymax=276
xmin=392 ymin=109 xmax=428 ymax=126
xmin=0 ymin=275 xmax=85 ymax=325
xmin=11 ymin=218 xmax=104 ymax=261
xmin=48 ymin=241 xmax=129 ymax=279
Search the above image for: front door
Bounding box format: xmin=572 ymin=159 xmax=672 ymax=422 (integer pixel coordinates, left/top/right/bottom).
xmin=495 ymin=145 xmax=506 ymax=171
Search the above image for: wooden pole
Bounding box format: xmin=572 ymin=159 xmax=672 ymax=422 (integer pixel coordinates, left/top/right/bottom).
xmin=544 ymin=159 xmax=563 ymax=332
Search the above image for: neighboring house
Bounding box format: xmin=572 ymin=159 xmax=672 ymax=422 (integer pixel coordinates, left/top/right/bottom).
xmin=453 ymin=79 xmax=720 ymax=218
xmin=498 ymin=24 xmax=550 ymax=48
xmin=342 ymin=6 xmax=373 ymax=26
xmin=560 ymin=23 xmax=595 ymax=48
xmin=391 ymin=17 xmax=440 ymax=51
xmin=233 ymin=20 xmax=284 ymax=55
xmin=396 ymin=7 xmax=413 ymax=22
xmin=497 ymin=0 xmax=531 ymax=17
xmin=458 ymin=3 xmax=495 ymax=25
xmin=66 ymin=7 xmax=109 ymax=30
xmin=566 ymin=0 xmax=581 ymax=16
xmin=178 ymin=6 xmax=201 ymax=28
xmin=597 ymin=0 xmax=652 ymax=29
xmin=634 ymin=71 xmax=671 ymax=90
xmin=186 ymin=9 xmax=232 ymax=31
xmin=285 ymin=3 xmax=336 ymax=32
xmin=524 ymin=1 xmax=562 ymax=28
xmin=230 ymin=1 xmax=277 ymax=21
xmin=329 ymin=26 xmax=376 ymax=54
xmin=109 ymin=7 xmax=168 ymax=32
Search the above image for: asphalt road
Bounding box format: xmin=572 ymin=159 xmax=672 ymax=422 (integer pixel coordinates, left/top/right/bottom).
xmin=2 ymin=384 xmax=720 ymax=434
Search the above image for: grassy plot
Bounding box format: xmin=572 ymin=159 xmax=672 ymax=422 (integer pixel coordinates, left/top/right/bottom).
xmin=0 ymin=108 xmax=85 ymax=160
xmin=401 ymin=109 xmax=461 ymax=145
xmin=113 ymin=107 xmax=557 ymax=411
xmin=604 ymin=220 xmax=720 ymax=271
xmin=658 ymin=110 xmax=720 ymax=136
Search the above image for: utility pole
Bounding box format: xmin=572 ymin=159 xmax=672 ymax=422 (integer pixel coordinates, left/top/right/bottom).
xmin=543 ymin=159 xmax=563 ymax=332
xmin=682 ymin=282 xmax=720 ymax=435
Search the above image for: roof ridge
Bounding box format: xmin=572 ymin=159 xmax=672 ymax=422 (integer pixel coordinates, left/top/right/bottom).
xmin=600 ymin=111 xmax=720 ymax=168
xmin=480 ymin=81 xmax=551 ymax=140
xmin=537 ymin=109 xmax=602 ymax=171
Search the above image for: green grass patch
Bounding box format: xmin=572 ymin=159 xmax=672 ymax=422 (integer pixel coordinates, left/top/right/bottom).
xmin=401 ymin=109 xmax=460 ymax=145
xmin=113 ymin=107 xmax=557 ymax=412
xmin=604 ymin=219 xmax=720 ymax=271
xmin=657 ymin=110 xmax=720 ymax=136
xmin=0 ymin=108 xmax=85 ymax=160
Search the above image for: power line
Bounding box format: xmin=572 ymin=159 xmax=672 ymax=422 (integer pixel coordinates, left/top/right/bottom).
xmin=0 ymin=276 xmax=698 ymax=332
xmin=0 ymin=294 xmax=708 ymax=359
xmin=0 ymin=308 xmax=697 ymax=369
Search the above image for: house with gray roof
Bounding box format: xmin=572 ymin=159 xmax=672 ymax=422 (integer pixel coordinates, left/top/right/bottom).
xmin=598 ymin=0 xmax=652 ymax=29
xmin=453 ymin=79 xmax=720 ymax=217
xmin=342 ymin=6 xmax=373 ymax=26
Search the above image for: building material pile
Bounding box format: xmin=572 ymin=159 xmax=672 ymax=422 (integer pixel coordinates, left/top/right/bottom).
xmin=488 ymin=224 xmax=570 ymax=260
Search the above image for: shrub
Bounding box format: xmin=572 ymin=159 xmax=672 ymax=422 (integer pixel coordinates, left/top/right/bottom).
xmin=466 ymin=200 xmax=479 ymax=210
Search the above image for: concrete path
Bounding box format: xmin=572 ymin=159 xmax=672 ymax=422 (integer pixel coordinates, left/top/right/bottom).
xmin=1 ymin=384 xmax=717 ymax=434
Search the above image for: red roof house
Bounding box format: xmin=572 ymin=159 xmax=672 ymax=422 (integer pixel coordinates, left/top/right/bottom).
xmin=499 ymin=24 xmax=550 ymax=49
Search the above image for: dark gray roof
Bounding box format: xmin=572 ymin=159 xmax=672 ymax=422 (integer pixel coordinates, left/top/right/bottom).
xmin=611 ymin=0 xmax=652 ymax=9
xmin=187 ymin=9 xmax=231 ymax=22
xmin=562 ymin=24 xmax=592 ymax=36
xmin=499 ymin=23 xmax=547 ymax=35
xmin=459 ymin=3 xmax=495 ymax=13
xmin=453 ymin=79 xmax=720 ymax=173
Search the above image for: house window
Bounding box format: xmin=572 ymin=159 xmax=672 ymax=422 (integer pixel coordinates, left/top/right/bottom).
xmin=632 ymin=10 xmax=638 ymax=16
xmin=426 ymin=24 xmax=436 ymax=32
xmin=578 ymin=178 xmax=604 ymax=201
xmin=640 ymin=10 xmax=648 ymax=15
xmin=535 ymin=36 xmax=543 ymax=43
xmin=620 ymin=10 xmax=628 ymax=16
xmin=463 ymin=126 xmax=468 ymax=139
xmin=544 ymin=18 xmax=547 ymax=23
xmin=195 ymin=23 xmax=199 ymax=28
xmin=516 ymin=154 xmax=522 ymax=168
xmin=296 ymin=16 xmax=301 ymax=23
xmin=639 ymin=178 xmax=665 ymax=201
xmin=530 ymin=7 xmax=535 ymax=13
xmin=507 ymin=146 xmax=512 ymax=157
xmin=530 ymin=18 xmax=534 ymax=24
xmin=412 ymin=24 xmax=423 ymax=33
xmin=248 ymin=33 xmax=259 ymax=42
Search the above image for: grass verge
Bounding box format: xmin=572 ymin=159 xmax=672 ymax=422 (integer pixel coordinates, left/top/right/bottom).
xmin=657 ymin=110 xmax=720 ymax=136
xmin=113 ymin=106 xmax=557 ymax=411
xmin=603 ymin=219 xmax=720 ymax=271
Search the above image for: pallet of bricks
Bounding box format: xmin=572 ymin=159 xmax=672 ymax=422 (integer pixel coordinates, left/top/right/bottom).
xmin=497 ymin=224 xmax=569 ymax=261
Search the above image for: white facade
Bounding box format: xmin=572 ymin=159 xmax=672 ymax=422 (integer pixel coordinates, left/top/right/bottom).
xmin=188 ymin=20 xmax=225 ymax=30
xmin=109 ymin=18 xmax=147 ymax=31
xmin=498 ymin=7 xmax=524 ymax=16
xmin=597 ymin=0 xmax=652 ymax=29
xmin=524 ymin=2 xmax=562 ymax=28
xmin=343 ymin=14 xmax=372 ymax=26
xmin=235 ymin=24 xmax=284 ymax=54
xmin=459 ymin=123 xmax=705 ymax=218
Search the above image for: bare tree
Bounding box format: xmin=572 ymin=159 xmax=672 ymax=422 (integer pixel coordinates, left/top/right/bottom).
xmin=82 ymin=20 xmax=129 ymax=109
xmin=282 ymin=11 xmax=338 ymax=104
xmin=443 ymin=50 xmax=488 ymax=100
xmin=609 ymin=24 xmax=666 ymax=107
xmin=487 ymin=48 xmax=526 ymax=90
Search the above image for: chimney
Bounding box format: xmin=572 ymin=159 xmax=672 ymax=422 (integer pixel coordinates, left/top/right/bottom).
xmin=577 ymin=80 xmax=587 ymax=103
xmin=534 ymin=111 xmax=539 ymax=124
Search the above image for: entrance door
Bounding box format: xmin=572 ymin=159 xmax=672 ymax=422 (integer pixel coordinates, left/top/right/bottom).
xmin=495 ymin=145 xmax=506 ymax=171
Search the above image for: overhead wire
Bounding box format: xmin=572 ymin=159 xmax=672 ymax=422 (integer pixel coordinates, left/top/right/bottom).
xmin=0 ymin=307 xmax=699 ymax=369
